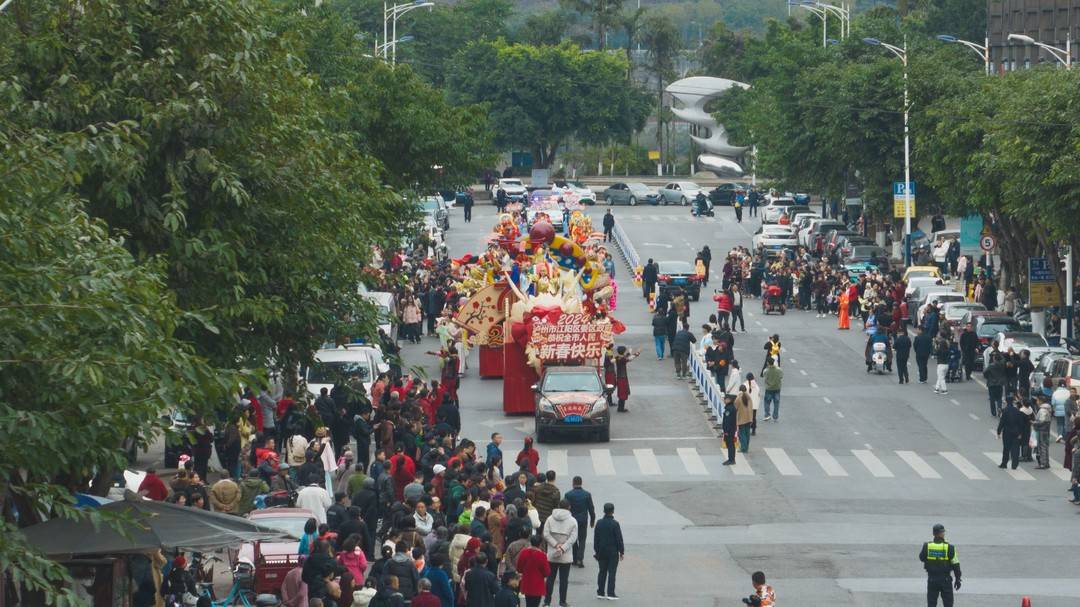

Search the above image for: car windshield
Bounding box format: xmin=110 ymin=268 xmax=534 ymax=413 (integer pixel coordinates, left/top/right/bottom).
xmin=678 ymin=183 xmax=700 ymax=190
xmin=1072 ymin=366 xmax=1080 ymax=380
xmin=945 ymin=304 xmax=983 ymax=320
xmin=978 ymin=322 xmax=1017 ymax=337
xmin=569 ymin=181 xmax=587 ymax=189
xmin=1004 ymin=334 xmax=1048 ymax=348
xmin=502 ymin=180 xmax=523 ymax=187
xmin=658 ymin=261 xmax=694 ymax=274
xmin=307 ymin=359 xmax=372 ymax=384
xmin=543 ymin=372 xmax=601 ymax=392
xmin=250 ymin=515 xmax=308 ymax=540
xmin=420 ymin=199 xmax=441 ymax=211
xmin=627 ymin=183 xmax=649 ymax=191
xmin=852 ymin=246 xmax=884 ymax=257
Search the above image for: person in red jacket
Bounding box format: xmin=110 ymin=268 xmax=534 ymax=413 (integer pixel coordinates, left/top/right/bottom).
xmin=515 ymin=534 xmax=551 ymax=607
xmin=138 ymin=468 xmax=169 ymax=501
xmin=713 ymin=289 xmax=733 ymax=330
xmin=515 ymin=437 xmax=540 ymax=477
xmin=389 ymin=445 xmax=416 ymax=502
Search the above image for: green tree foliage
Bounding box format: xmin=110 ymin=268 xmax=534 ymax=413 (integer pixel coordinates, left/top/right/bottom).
xmin=521 ymin=9 xmax=575 ymax=46
xmin=558 ymin=0 xmax=624 ymax=48
xmin=405 ymin=0 xmax=513 ymax=84
xmin=1 ymin=0 xmax=408 ymax=375
xmin=447 ymin=41 xmax=650 ymax=168
xmin=0 ymin=120 xmax=235 ymax=605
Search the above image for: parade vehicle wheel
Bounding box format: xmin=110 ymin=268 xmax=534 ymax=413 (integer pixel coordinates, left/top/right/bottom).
xmin=598 ymin=426 xmax=611 ymax=443
xmin=680 ymin=196 xmax=688 ymax=206
xmin=536 ymin=425 xmax=549 ymax=444
xmin=628 ymin=196 xmax=637 ymax=206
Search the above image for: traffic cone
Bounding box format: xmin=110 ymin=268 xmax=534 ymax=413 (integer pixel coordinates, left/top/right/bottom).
xmin=1021 ymin=597 xmax=1031 ymax=607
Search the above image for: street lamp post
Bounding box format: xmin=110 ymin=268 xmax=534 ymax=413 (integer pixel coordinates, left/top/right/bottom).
xmin=383 ymin=0 xmax=434 ymax=64
xmin=804 ymin=1 xmax=850 ymax=41
xmin=0 ymin=0 xmax=14 ymax=12
xmin=789 ymin=1 xmax=827 ymax=47
xmin=864 ymin=36 xmax=913 ymax=267
xmin=936 ymin=34 xmax=990 ymax=75
xmin=1008 ymin=32 xmax=1071 ymax=69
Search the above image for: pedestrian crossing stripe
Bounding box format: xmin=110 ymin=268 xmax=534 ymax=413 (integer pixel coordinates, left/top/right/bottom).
xmin=529 ymin=446 xmax=1064 ymax=482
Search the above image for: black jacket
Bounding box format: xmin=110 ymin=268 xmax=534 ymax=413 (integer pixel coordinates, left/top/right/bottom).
xmin=721 ymin=402 xmax=737 ymax=434
xmin=893 ymin=334 xmax=912 ymax=359
xmin=997 ymin=405 xmax=1027 ymax=438
xmin=642 ymin=263 xmax=658 ymax=283
xmin=463 ymin=565 xmax=498 ymax=607
xmin=602 ymin=213 xmax=615 ymax=229
xmin=494 ymin=587 xmax=521 ymax=607
xmin=564 ymin=487 xmax=596 ymax=526
xmin=651 ymin=314 xmax=668 ymax=337
xmin=983 ymin=361 xmax=1006 ymax=387
xmin=672 ymin=329 xmax=697 ymax=355
xmin=959 ymin=330 xmax=979 ymax=356
xmin=913 ymin=333 xmax=933 ymax=358
xmin=383 ymin=553 xmax=419 ymax=599
xmin=592 ymin=514 xmax=624 ymax=557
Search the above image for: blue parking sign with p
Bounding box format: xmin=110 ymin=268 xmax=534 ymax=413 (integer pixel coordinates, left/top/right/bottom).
xmin=893 ymin=181 xmax=916 ymax=196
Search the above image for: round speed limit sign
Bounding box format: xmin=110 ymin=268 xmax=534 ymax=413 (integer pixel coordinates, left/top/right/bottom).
xmin=980 ymin=234 xmax=996 ymax=252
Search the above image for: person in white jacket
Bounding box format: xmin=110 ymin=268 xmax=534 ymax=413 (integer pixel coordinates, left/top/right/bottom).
xmin=742 ymin=372 xmax=762 ymax=436
xmin=543 ymin=501 xmax=578 ymax=607
xmin=725 ymin=360 xmax=742 ymax=395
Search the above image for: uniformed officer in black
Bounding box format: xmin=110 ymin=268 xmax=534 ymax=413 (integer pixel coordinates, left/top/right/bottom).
xmin=919 ymin=523 xmax=962 ymax=607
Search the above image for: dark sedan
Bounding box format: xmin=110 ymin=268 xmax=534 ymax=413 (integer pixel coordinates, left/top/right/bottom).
xmin=656 ymin=260 xmax=702 ymax=301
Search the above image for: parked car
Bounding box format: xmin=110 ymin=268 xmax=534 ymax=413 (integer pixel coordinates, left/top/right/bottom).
xmin=303 ymin=345 xmax=388 ymax=399
xmin=915 ymin=291 xmax=964 ymax=325
xmin=761 ymin=197 xmax=796 ymax=223
xmin=239 ymin=508 xmax=311 ymax=595
xmin=803 ymin=219 xmax=846 ymax=250
xmin=533 ymin=366 xmax=612 ymax=442
xmin=364 ymin=291 xmax=397 ymax=342
xmin=822 ymin=229 xmax=859 ymax=255
xmin=420 ymin=196 xmax=449 ymax=231
xmin=708 ymin=182 xmax=747 ymax=206
xmin=752 ymin=225 xmax=798 ymax=251
xmin=657 ymin=181 xmax=705 ymax=206
xmin=1036 ymin=354 xmax=1080 ymax=389
xmin=497 ymin=178 xmax=528 ymax=202
xmin=602 ymin=182 xmax=656 ymax=206
xmin=903 ymin=265 xmax=943 ymax=282
xmin=834 ymin=236 xmax=876 ymax=260
xmin=656 ymin=260 xmax=702 ymax=301
xmin=960 ymin=311 xmax=1020 ymax=369
xmin=940 ymin=301 xmax=986 ymax=330
xmin=553 ymin=180 xmax=596 ymax=205
xmin=842 ymin=245 xmax=891 ymax=270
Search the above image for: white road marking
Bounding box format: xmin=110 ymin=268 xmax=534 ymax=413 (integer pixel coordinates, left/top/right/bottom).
xmin=822 ymin=397 xmax=833 ymax=404
xmin=764 ymin=447 xmax=801 ymax=476
xmin=810 ymin=382 xmax=819 ymax=388
xmin=896 ymin=450 xmax=942 ymax=479
xmin=835 ymin=411 xmax=844 ymax=418
xmin=799 ymin=369 xmax=808 ymax=376
xmin=676 ymin=447 xmax=709 ymax=475
xmin=548 ymin=449 xmax=568 ymax=476
xmin=633 ymin=448 xmax=663 ymax=475
xmin=730 ymin=454 xmax=754 ymax=476
xmin=609 ymin=436 xmax=715 ymax=441
xmin=1046 ymin=456 xmax=1073 ymax=481
xmin=974 ymin=377 xmax=987 ymax=388
xmin=969 ymin=413 xmax=979 ymax=420
xmin=754 ymin=320 xmax=762 ymax=326
xmin=983 ymin=452 xmax=1035 ymax=480
xmin=852 ymin=449 xmax=894 ymax=478
xmin=940 ymin=452 xmax=988 ymax=480
xmin=809 ymin=449 xmax=848 ymax=476
xmin=590 ymin=449 xmax=616 ymax=476
xmin=789 ymin=358 xmax=798 ymax=364
xmin=641 ymin=242 xmax=673 ymax=248
xmin=950 ymin=398 xmax=960 ymax=406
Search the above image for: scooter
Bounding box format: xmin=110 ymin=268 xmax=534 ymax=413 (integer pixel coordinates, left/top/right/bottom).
xmin=691 ymin=197 xmax=714 ymax=217
xmin=868 ymin=342 xmax=888 ymax=374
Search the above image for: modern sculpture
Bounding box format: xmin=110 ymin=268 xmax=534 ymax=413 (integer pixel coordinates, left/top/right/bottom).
xmin=665 ymin=76 xmax=750 ymax=177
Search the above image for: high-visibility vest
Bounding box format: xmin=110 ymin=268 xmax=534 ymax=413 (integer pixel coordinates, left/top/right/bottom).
xmin=924 ymin=542 xmax=958 ymax=574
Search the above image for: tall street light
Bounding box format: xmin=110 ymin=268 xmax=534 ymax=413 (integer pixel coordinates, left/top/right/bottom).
xmin=0 ymin=0 xmax=14 ymax=12
xmin=384 ymin=0 xmax=434 ymax=65
xmin=789 ymin=1 xmax=827 ymax=48
xmin=1007 ymin=32 xmax=1071 ymax=69
xmin=864 ymin=36 xmax=913 ymax=266
xmin=804 ymin=1 xmax=850 ymax=40
xmin=936 ymin=34 xmax=990 ymax=75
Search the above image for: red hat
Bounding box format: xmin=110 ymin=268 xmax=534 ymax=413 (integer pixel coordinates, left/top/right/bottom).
xmin=173 ymin=555 xmax=187 ymax=569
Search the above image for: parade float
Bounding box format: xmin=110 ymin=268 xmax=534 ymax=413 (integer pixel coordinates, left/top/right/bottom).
xmin=450 ymin=209 xmax=623 ymax=413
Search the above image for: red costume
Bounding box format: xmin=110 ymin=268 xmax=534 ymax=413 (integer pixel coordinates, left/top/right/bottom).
xmin=515 ymin=546 xmax=552 ymax=599
xmin=389 ymin=453 xmax=416 ymax=502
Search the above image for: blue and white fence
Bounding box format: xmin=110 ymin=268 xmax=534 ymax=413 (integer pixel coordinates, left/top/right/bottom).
xmin=689 ymin=347 xmax=727 ymax=424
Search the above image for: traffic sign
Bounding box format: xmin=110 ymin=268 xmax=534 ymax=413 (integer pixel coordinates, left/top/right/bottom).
xmin=1029 ymin=257 xmax=1062 ymax=308
xmin=979 ymin=234 xmax=996 ymax=252
xmin=893 ymin=198 xmax=915 ymax=218
xmin=892 ymin=181 xmax=916 ymax=197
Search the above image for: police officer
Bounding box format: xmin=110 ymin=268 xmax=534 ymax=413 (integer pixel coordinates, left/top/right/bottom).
xmin=919 ymin=523 xmax=961 ymax=607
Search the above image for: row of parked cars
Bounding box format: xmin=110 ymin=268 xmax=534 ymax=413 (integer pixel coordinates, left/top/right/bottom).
xmin=750 ymin=197 xmax=892 ymax=272
xmin=595 ymin=181 xmax=752 ymax=206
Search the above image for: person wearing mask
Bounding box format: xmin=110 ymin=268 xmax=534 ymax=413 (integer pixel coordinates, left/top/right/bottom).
xmin=562 ymin=477 xmax=595 ymax=569
xmin=592 ymin=502 xmax=624 ymax=601
xmin=542 ymin=500 xmax=578 ymax=607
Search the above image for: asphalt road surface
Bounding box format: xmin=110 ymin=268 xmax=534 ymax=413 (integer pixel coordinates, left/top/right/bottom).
xmin=398 ymin=203 xmax=1080 ymax=606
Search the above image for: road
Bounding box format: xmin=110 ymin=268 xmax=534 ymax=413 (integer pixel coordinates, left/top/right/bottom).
xmin=399 ymin=203 xmax=1080 ymax=606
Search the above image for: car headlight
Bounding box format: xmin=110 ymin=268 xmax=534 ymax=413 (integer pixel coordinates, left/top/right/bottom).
xmin=589 ymin=398 xmax=607 ymax=415
xmin=539 ymin=398 xmax=555 ymax=413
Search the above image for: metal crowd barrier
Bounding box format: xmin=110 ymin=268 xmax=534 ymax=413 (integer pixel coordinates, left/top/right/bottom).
xmin=610 ymin=220 xmax=642 ymax=285
xmin=689 ymin=346 xmax=726 ymax=422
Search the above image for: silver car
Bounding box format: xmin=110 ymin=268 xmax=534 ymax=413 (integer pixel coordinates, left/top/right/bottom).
xmin=657 ymin=181 xmax=704 ymax=206
xmin=602 ymin=182 xmax=654 ymax=206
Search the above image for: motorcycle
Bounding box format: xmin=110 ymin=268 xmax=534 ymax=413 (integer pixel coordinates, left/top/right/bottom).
xmin=691 ymin=196 xmax=714 ymax=217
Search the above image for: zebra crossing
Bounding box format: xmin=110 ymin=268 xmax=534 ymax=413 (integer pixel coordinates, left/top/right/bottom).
xmin=531 ymin=445 xmax=1070 ymax=483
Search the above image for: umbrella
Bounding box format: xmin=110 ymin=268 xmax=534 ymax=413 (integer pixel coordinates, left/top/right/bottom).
xmin=20 ymin=492 xmax=291 ymax=558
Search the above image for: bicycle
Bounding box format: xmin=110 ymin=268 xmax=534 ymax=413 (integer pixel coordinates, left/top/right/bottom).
xmin=196 ymin=561 xmax=280 ymax=607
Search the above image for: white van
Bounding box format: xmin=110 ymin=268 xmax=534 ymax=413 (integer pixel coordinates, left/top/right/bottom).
xmin=304 ymin=345 xmax=388 ymax=399
xmin=931 ymin=229 xmax=960 ymax=264
xmin=365 ymin=291 xmax=397 ymax=342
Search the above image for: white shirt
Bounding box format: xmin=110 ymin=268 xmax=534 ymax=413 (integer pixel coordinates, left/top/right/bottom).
xmin=742 ymin=379 xmax=762 ymax=411
xmin=296 ymin=485 xmax=332 ymax=525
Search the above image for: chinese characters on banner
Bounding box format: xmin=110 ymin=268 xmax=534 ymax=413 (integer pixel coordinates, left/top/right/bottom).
xmin=531 ymin=313 xmax=613 ymax=361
